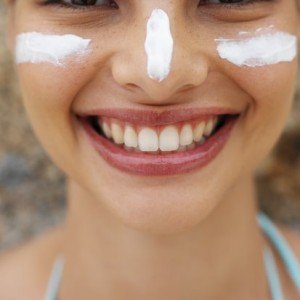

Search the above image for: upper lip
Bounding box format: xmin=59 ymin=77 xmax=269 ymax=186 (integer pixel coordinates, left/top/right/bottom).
xmin=77 ymin=107 xmax=241 ymax=126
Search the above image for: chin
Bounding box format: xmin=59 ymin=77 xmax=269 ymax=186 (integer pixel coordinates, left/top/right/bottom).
xmin=92 ymin=181 xmax=221 ymax=235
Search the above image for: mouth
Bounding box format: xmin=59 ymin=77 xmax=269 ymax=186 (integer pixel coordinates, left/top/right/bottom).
xmin=78 ymin=109 xmax=240 ymax=176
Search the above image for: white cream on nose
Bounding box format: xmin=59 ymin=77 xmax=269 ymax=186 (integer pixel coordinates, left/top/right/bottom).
xmin=15 ymin=32 xmax=91 ymax=66
xmin=144 ymin=8 xmax=174 ymax=82
xmin=215 ymin=27 xmax=297 ymax=67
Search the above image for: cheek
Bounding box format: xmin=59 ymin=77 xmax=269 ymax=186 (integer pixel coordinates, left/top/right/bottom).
xmin=17 ymin=64 xmax=79 ymax=120
xmin=214 ymin=28 xmax=298 ymax=128
xmin=15 ymin=63 xmax=90 ymax=169
xmin=252 ymin=64 xmax=297 ymax=147
xmin=237 ymin=62 xmax=297 ymax=120
xmin=228 ymin=61 xmax=298 ymax=170
xmin=13 ymin=31 xmax=114 ymax=180
xmin=14 ymin=31 xmax=94 ymax=121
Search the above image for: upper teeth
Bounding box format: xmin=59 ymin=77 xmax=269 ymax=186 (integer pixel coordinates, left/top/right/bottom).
xmin=98 ymin=116 xmax=219 ymax=153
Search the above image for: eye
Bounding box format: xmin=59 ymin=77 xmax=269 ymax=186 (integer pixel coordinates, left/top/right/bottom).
xmin=196 ymin=0 xmax=273 ymax=21
xmin=198 ymin=0 xmax=267 ymax=6
xmin=66 ymin=0 xmax=117 ymax=6
xmin=204 ymin=0 xmax=252 ymax=2
xmin=43 ymin=0 xmax=119 ymax=9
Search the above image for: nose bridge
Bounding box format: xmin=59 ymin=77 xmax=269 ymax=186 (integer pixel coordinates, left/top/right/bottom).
xmin=111 ymin=7 xmax=209 ymax=103
xmin=145 ymin=8 xmax=174 ymax=83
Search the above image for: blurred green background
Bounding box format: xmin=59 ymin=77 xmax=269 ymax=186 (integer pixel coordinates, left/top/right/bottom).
xmin=0 ymin=3 xmax=300 ymax=252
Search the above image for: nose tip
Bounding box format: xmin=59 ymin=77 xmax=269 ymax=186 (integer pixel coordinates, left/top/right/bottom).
xmin=111 ymin=8 xmax=209 ymax=104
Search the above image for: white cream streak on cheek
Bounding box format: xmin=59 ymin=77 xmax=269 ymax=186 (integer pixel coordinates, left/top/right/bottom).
xmin=144 ymin=9 xmax=174 ymax=82
xmin=215 ymin=29 xmax=298 ymax=67
xmin=15 ymin=32 xmax=91 ymax=66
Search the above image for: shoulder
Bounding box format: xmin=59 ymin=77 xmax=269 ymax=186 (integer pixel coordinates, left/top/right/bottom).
xmin=0 ymin=226 xmax=64 ymax=300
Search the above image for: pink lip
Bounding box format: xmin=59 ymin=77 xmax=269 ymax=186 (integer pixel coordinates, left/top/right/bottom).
xmin=78 ymin=107 xmax=240 ymax=126
xmin=78 ymin=109 xmax=239 ymax=176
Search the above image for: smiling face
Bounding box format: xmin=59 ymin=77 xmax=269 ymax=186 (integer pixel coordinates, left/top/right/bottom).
xmin=5 ymin=0 xmax=300 ymax=234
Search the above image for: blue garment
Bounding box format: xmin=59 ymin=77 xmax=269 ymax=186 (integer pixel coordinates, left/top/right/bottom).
xmin=44 ymin=212 xmax=300 ymax=300
xmin=258 ymin=212 xmax=300 ymax=299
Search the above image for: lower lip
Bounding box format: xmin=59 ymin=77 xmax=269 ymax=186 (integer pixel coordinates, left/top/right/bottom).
xmin=80 ymin=116 xmax=238 ymax=176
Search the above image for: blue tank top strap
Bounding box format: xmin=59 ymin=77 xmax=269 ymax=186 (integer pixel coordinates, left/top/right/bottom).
xmin=257 ymin=211 xmax=300 ymax=291
xmin=44 ymin=254 xmax=64 ymax=300
xmin=263 ymin=246 xmax=284 ymax=300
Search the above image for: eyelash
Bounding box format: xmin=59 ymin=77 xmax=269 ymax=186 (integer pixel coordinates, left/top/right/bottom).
xmin=198 ymin=0 xmax=272 ymax=8
xmin=42 ymin=0 xmax=271 ymax=11
xmin=42 ymin=0 xmax=118 ymax=10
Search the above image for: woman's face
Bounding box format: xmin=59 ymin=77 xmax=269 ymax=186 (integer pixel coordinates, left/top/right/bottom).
xmin=6 ymin=0 xmax=300 ymax=234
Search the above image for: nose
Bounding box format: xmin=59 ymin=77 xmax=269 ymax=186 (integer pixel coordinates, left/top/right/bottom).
xmin=111 ymin=8 xmax=209 ymax=105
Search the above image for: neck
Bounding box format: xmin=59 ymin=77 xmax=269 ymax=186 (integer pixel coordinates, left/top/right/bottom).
xmin=59 ymin=176 xmax=270 ymax=300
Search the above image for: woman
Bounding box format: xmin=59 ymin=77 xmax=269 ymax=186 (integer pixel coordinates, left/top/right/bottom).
xmin=1 ymin=0 xmax=300 ymax=299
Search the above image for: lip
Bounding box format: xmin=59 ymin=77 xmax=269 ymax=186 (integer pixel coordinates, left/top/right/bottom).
xmin=78 ymin=108 xmax=239 ymax=176
xmin=78 ymin=107 xmax=240 ymax=126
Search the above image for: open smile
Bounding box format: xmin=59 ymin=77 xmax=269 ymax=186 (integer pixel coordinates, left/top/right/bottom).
xmin=78 ymin=108 xmax=240 ymax=176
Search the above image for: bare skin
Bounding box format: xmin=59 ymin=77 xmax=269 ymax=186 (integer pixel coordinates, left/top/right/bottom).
xmin=0 ymin=192 xmax=299 ymax=300
xmin=1 ymin=0 xmax=300 ymax=299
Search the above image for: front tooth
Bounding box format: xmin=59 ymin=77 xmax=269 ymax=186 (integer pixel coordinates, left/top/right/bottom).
xmin=138 ymin=128 xmax=159 ymax=152
xmin=204 ymin=119 xmax=214 ymax=137
xmin=102 ymin=121 xmax=112 ymax=139
xmin=193 ymin=122 xmax=205 ymax=142
xmin=111 ymin=122 xmax=124 ymax=144
xmin=159 ymin=126 xmax=179 ymax=151
xmin=180 ymin=124 xmax=193 ymax=146
xmin=124 ymin=125 xmax=138 ymax=148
